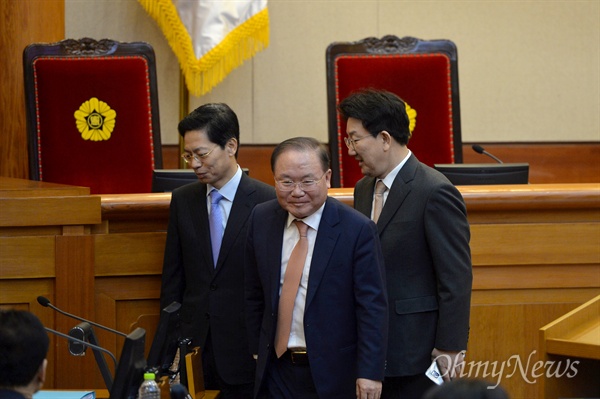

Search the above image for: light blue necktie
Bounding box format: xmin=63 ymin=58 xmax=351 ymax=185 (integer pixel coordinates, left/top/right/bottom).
xmin=209 ymin=189 xmax=224 ymax=268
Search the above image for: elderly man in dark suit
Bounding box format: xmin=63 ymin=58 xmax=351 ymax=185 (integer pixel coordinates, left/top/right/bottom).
xmin=245 ymin=137 xmax=388 ymax=399
xmin=160 ymin=103 xmax=275 ymax=398
xmin=339 ymin=89 xmax=473 ymax=399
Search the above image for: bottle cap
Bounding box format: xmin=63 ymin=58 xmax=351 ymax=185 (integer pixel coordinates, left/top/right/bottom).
xmin=144 ymin=372 xmax=155 ymax=380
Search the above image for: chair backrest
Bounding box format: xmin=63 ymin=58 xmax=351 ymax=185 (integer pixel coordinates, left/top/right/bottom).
xmin=326 ymin=35 xmax=462 ymax=188
xmin=23 ymin=38 xmax=162 ymax=194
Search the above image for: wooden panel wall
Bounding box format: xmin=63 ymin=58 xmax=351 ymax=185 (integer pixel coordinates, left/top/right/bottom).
xmin=162 ymin=142 xmax=600 ymax=187
xmin=1 ymin=178 xmax=599 ymax=396
xmin=0 ymin=0 xmax=64 ymax=179
xmin=0 ymin=177 xmax=100 ymax=390
xmin=94 ymin=184 xmax=599 ymax=397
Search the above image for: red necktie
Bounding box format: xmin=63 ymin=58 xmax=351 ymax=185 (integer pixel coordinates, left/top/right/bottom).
xmin=275 ymin=220 xmax=309 ymax=358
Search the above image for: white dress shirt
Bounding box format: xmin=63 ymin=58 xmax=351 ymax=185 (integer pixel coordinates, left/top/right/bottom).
xmin=280 ymin=202 xmax=325 ymax=349
xmin=206 ymin=165 xmax=243 ymax=228
xmin=371 ymin=150 xmax=412 ymax=218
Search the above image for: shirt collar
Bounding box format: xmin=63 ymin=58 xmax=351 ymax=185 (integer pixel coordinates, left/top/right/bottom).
xmin=206 ymin=165 xmax=242 ymax=202
xmin=286 ymin=201 xmax=326 ymax=232
xmin=379 ymin=149 xmax=411 ymax=189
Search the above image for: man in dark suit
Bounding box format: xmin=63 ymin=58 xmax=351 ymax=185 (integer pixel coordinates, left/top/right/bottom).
xmin=160 ymin=103 xmax=275 ymax=398
xmin=245 ymin=137 xmax=388 ymax=399
xmin=0 ymin=309 xmax=49 ymax=399
xmin=339 ymin=89 xmax=473 ymax=399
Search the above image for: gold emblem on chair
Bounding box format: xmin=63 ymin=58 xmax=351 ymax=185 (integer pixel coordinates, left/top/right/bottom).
xmin=74 ymin=97 xmax=116 ymax=141
xmin=405 ymin=102 xmax=417 ymax=137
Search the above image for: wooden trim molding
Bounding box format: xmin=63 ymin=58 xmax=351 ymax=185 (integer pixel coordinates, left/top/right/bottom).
xmin=161 ymin=142 xmax=600 ymax=186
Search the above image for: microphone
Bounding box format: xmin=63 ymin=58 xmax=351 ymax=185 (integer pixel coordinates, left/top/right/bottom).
xmin=37 ymin=296 xmax=127 ymax=337
xmin=44 ymin=326 xmax=118 ymax=368
xmin=68 ymin=322 xmax=115 ymax=389
xmin=170 ymin=384 xmax=192 ymax=399
xmin=472 ymin=144 xmax=503 ymax=164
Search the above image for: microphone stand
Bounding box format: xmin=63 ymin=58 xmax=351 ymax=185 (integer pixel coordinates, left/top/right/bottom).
xmin=45 ymin=326 xmax=117 ymax=391
xmin=69 ymin=322 xmax=114 ymax=390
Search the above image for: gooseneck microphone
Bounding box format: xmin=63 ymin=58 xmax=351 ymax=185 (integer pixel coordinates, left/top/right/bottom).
xmin=472 ymin=144 xmax=503 ymax=164
xmin=69 ymin=322 xmax=114 ymax=389
xmin=37 ymin=296 xmax=127 ymax=337
xmin=44 ymin=326 xmax=118 ymax=368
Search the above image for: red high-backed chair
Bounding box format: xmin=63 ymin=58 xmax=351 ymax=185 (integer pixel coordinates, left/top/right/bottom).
xmin=23 ymin=38 xmax=162 ymax=194
xmin=326 ymin=35 xmax=463 ymax=188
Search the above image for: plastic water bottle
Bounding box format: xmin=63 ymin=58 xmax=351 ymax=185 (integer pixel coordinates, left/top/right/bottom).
xmin=138 ymin=372 xmax=160 ymax=399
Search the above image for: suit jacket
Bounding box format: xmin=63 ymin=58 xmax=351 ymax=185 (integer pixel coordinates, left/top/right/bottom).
xmin=160 ymin=172 xmax=275 ymax=385
xmin=245 ymin=197 xmax=388 ymax=399
xmin=354 ymin=154 xmax=472 ymax=377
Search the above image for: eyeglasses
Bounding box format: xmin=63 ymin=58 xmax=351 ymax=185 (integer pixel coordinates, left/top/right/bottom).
xmin=275 ymin=172 xmax=328 ymax=192
xmin=181 ymin=146 xmax=218 ymax=164
xmin=344 ymin=135 xmax=368 ymax=151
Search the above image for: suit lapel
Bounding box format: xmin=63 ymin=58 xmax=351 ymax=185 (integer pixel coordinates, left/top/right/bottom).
xmin=269 ymin=206 xmax=288 ymax=310
xmin=376 ymin=155 xmax=418 ymax=233
xmin=305 ymin=198 xmax=339 ymax=309
xmin=214 ymin=174 xmax=255 ymax=270
xmin=185 ymin=183 xmax=214 ymax=270
xmin=354 ymin=176 xmax=376 ymax=217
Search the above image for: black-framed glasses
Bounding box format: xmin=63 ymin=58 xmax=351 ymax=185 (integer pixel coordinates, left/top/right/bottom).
xmin=275 ymin=172 xmax=329 ymax=192
xmin=181 ymin=146 xmax=218 ymax=164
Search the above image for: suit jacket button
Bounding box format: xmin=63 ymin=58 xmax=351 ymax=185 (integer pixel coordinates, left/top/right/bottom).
xmin=205 ymin=313 xmax=210 ymax=319
xmin=210 ymin=284 xmax=217 ymax=291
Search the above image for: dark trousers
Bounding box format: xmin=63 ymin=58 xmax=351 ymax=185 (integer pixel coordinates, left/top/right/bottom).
xmin=202 ymin=332 xmax=253 ymax=399
xmin=382 ymin=373 xmax=437 ymax=399
xmin=264 ymin=352 xmax=319 ymax=399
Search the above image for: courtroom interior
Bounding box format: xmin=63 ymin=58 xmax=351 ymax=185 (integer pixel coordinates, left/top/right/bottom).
xmin=1 ymin=1 xmax=598 ymax=399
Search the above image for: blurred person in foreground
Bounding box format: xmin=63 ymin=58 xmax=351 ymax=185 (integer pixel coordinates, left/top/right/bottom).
xmin=0 ymin=309 xmax=49 ymax=399
xmin=424 ymin=378 xmax=510 ymax=399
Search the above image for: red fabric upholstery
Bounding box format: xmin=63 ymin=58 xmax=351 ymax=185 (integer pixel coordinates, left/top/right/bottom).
xmin=335 ymin=54 xmax=454 ymax=187
xmin=24 ymin=39 xmax=162 ymax=194
xmin=32 ymin=56 xmax=156 ymax=194
xmin=326 ymin=36 xmax=462 ymax=188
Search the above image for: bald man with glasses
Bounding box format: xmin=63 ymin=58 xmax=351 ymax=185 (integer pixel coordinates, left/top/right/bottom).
xmin=245 ymin=137 xmax=388 ymax=399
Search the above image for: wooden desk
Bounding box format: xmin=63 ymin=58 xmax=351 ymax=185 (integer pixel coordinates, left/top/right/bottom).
xmin=2 ymin=179 xmax=599 ymax=397
xmin=92 ymin=388 xmax=220 ymax=398
xmin=94 ymin=389 xmax=220 ymax=399
xmin=539 ymin=295 xmax=600 ymax=398
xmin=0 ymin=177 xmax=101 ymax=389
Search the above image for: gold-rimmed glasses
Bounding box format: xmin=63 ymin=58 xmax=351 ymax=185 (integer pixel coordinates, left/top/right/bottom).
xmin=181 ymin=146 xmax=218 ymax=164
xmin=344 ymin=135 xmax=368 ymax=152
xmin=275 ymin=172 xmax=329 ymax=192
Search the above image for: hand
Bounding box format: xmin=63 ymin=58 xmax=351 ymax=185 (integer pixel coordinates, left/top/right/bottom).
xmin=356 ymin=378 xmax=382 ymax=399
xmin=431 ymin=348 xmax=466 ymax=382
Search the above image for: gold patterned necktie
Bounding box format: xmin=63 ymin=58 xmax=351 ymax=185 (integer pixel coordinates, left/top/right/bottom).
xmin=275 ymin=220 xmax=309 ymax=358
xmin=373 ymin=180 xmax=387 ymax=223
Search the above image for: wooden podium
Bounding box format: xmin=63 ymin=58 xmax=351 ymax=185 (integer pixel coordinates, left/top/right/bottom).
xmin=539 ymin=295 xmax=600 ymax=398
xmin=2 ymin=177 xmax=600 ymax=397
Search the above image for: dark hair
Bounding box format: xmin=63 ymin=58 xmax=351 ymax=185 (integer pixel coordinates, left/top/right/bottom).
xmin=0 ymin=310 xmax=49 ymax=387
xmin=178 ymin=103 xmax=240 ymax=157
xmin=338 ymin=88 xmax=411 ymax=145
xmin=423 ymin=379 xmax=510 ymax=399
xmin=271 ymin=137 xmax=330 ymax=173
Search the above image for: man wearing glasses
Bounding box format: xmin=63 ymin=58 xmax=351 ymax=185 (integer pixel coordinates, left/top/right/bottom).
xmin=339 ymin=89 xmax=472 ymax=398
xmin=245 ymin=137 xmax=388 ymax=399
xmin=160 ymin=103 xmax=275 ymax=398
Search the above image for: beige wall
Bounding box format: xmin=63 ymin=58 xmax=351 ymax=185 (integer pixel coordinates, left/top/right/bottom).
xmin=66 ymin=0 xmax=600 ymax=146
